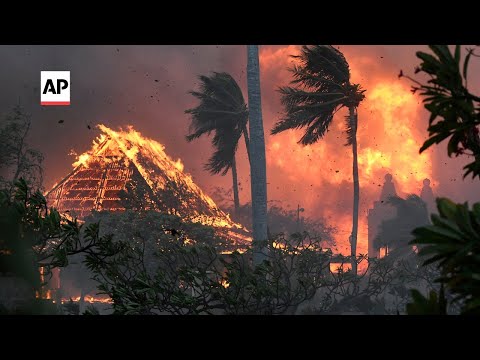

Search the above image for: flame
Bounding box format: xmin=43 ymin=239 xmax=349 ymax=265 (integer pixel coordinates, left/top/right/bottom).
xmin=73 ymin=153 xmax=91 ymax=168
xmin=173 ymin=159 xmax=184 ymax=172
xmin=35 ymin=267 xmax=61 ymax=300
xmin=36 ymin=289 xmax=52 ymax=300
xmin=363 ymin=82 xmax=432 ymax=186
xmin=61 ymin=295 xmax=113 ymax=304
xmin=329 ymin=262 xmax=352 ymax=273
xmin=52 ymin=124 xmax=250 ymax=245
xmin=262 ymin=46 xmax=434 ymax=258
xmin=48 ymin=46 xmax=435 ymax=263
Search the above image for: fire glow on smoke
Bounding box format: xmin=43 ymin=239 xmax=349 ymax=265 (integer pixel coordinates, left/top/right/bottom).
xmin=61 ymin=46 xmax=435 ymax=258
xmin=261 ymin=46 xmax=434 ymax=255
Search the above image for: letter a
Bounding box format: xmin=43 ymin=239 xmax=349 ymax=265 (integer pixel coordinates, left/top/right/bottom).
xmin=43 ymin=79 xmax=56 ymax=94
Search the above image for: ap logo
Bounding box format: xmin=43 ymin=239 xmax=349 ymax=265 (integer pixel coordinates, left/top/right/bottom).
xmin=41 ymin=71 xmax=70 ymax=106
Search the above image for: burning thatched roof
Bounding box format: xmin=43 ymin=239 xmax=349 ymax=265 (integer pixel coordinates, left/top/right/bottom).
xmin=46 ymin=125 xmax=250 ymax=245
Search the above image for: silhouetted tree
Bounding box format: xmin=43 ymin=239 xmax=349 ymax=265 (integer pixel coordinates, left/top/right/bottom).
xmin=272 ymin=45 xmax=366 ymax=273
xmin=85 ymin=230 xmax=331 ymax=315
xmin=185 ymin=72 xmax=250 ymax=214
xmin=0 ymin=106 xmax=43 ymax=192
xmin=0 ymin=179 xmax=111 ymax=313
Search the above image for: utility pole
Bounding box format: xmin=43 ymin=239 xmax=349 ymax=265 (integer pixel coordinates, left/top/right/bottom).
xmin=297 ymin=204 xmax=304 ymax=232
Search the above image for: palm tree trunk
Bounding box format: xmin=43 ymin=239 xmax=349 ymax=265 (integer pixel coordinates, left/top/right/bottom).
xmin=231 ymin=155 xmax=240 ymax=214
xmin=247 ymin=45 xmax=268 ymax=266
xmin=242 ymin=125 xmax=251 ymax=164
xmin=350 ymin=106 xmax=359 ymax=275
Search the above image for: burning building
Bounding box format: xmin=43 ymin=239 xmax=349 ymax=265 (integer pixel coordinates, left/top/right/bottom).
xmin=367 ymin=174 xmax=435 ymax=259
xmin=43 ymin=125 xmax=251 ymax=308
xmin=46 ymin=124 xmax=250 ymax=245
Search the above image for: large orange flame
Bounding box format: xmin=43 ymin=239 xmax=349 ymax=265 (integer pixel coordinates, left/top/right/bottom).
xmin=65 ymin=124 xmax=250 ymax=244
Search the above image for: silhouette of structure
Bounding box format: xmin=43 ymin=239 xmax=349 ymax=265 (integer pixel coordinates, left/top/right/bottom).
xmin=420 ymin=178 xmax=435 ymax=214
xmin=367 ymin=175 xmax=435 ymax=259
xmin=367 ymin=174 xmax=398 ymax=258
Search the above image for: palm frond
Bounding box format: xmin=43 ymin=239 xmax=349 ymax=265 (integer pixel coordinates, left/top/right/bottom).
xmin=272 ymin=109 xmax=337 ymax=145
xmin=295 ymin=45 xmax=350 ymax=85
xmin=272 ymin=45 xmax=365 ymax=145
xmin=205 ymin=127 xmax=242 ymax=175
xmin=185 ymin=72 xmax=248 ymax=175
xmin=298 ymin=113 xmax=335 ymax=145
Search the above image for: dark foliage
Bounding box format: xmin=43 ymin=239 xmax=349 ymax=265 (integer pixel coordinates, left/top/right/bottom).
xmin=272 ymin=45 xmax=365 ymax=145
xmin=404 ymin=45 xmax=480 ymax=179
xmin=406 ymin=286 xmax=447 ymax=315
xmin=85 ymin=231 xmax=331 ymax=315
xmin=59 ymin=209 xmax=234 ymax=300
xmin=0 ymin=106 xmax=44 ymax=192
xmin=186 ymin=72 xmax=249 ymax=175
xmin=411 ymin=198 xmax=480 ymax=314
xmin=405 ymin=46 xmax=480 ymax=314
xmin=0 ymin=179 xmax=112 ymax=312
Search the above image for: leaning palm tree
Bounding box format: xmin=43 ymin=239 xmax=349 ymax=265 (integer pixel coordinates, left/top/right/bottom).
xmin=271 ymin=45 xmax=366 ymax=274
xmin=185 ymin=72 xmax=250 ymax=214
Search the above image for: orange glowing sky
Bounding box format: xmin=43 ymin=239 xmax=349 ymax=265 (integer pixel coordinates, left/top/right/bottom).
xmin=3 ymin=45 xmax=479 ymax=255
xmin=258 ymin=46 xmax=433 ymax=254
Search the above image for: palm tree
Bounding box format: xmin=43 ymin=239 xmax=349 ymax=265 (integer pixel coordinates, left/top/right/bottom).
xmin=271 ymin=45 xmax=366 ymax=274
xmin=247 ymin=45 xmax=268 ymax=265
xmin=185 ymin=72 xmax=250 ymax=214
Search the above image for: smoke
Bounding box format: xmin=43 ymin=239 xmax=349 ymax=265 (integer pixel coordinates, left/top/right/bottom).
xmin=0 ymin=45 xmax=479 ymax=254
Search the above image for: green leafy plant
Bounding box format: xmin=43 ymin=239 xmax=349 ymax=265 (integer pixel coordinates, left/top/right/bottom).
xmin=400 ymin=45 xmax=480 ymax=315
xmin=83 ymin=304 xmax=100 ymax=315
xmin=411 ymin=198 xmax=480 ymax=313
xmin=0 ymin=179 xmax=112 ymax=313
xmin=84 ymin=231 xmax=333 ymax=315
xmin=0 ymin=106 xmax=44 ymax=192
xmin=402 ymin=45 xmax=480 ymax=179
xmin=406 ymin=287 xmax=447 ymax=315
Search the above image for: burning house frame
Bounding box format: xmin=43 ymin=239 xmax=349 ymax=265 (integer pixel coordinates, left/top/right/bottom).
xmin=42 ymin=125 xmax=251 ymax=305
xmin=46 ymin=125 xmax=250 ymax=242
